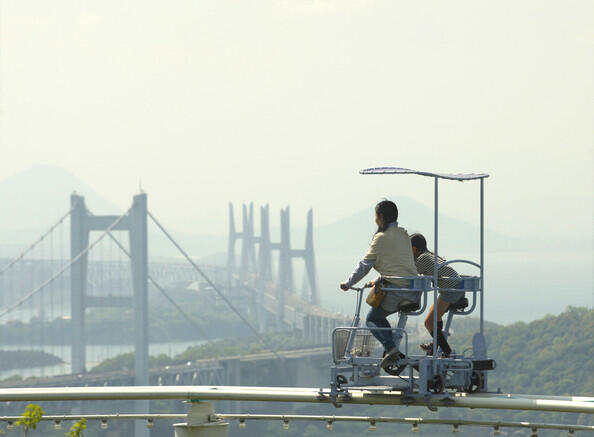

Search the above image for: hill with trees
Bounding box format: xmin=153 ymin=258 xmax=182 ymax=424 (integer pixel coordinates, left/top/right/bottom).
xmin=81 ymin=306 xmax=593 ymax=436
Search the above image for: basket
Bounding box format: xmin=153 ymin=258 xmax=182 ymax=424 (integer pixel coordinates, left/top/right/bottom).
xmin=333 ymin=328 xmax=377 ymax=362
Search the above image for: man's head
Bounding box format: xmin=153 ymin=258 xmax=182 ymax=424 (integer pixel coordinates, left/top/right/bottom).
xmin=410 ymin=233 xmax=427 ymax=258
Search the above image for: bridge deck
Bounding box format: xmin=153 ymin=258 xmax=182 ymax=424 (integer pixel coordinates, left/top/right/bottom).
xmin=0 ymin=346 xmax=330 ymax=388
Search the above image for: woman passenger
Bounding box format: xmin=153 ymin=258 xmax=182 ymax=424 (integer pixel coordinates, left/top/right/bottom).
xmin=340 ymin=200 xmax=419 ymax=371
xmin=411 ymin=233 xmax=463 ymax=357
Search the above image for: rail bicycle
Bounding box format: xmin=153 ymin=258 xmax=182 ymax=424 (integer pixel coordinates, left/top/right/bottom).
xmin=329 ymin=167 xmax=496 ymax=407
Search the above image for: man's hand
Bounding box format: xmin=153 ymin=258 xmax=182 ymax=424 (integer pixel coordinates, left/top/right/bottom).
xmin=340 ymin=282 xmax=349 ymax=291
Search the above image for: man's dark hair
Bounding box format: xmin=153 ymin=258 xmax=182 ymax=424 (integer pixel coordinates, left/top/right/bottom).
xmin=375 ymin=200 xmax=398 ymax=233
xmin=410 ymin=233 xmax=428 ymax=252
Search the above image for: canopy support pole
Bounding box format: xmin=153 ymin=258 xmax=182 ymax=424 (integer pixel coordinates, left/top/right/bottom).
xmin=432 ymin=177 xmax=439 ymax=359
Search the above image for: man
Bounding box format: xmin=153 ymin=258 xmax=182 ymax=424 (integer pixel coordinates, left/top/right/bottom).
xmin=340 ymin=200 xmax=419 ymax=372
xmin=411 ymin=233 xmax=464 ymax=357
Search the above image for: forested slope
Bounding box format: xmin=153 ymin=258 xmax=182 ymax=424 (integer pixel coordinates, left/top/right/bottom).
xmin=451 ymin=306 xmax=593 ymax=397
xmin=30 ymin=307 xmax=591 ymax=436
xmin=270 ymin=307 xmax=594 ymax=437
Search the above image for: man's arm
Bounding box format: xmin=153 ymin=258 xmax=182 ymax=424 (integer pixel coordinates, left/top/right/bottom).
xmin=343 ymin=259 xmax=376 ymax=289
xmin=341 ymin=233 xmax=381 ymax=290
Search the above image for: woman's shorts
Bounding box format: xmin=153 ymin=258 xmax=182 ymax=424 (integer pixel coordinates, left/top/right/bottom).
xmin=439 ymin=290 xmax=465 ymax=304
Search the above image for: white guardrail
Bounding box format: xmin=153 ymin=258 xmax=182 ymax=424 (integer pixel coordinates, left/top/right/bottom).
xmin=0 ymin=386 xmax=592 ymax=436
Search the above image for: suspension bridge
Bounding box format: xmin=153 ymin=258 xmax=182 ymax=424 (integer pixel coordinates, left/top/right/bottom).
xmin=0 ymin=192 xmax=346 ymax=384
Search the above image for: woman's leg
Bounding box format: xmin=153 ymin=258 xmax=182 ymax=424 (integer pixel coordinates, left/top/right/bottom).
xmin=422 ymin=297 xmax=453 ymax=356
xmin=366 ymin=306 xmax=395 ymax=352
xmin=424 ymin=298 xmax=451 ymax=333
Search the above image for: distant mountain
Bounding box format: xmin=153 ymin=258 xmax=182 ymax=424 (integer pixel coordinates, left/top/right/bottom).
xmin=0 ymin=166 xmax=225 ymax=259
xmin=315 ymin=195 xmax=553 ymax=257
xmin=0 ymin=165 xmax=120 ymax=232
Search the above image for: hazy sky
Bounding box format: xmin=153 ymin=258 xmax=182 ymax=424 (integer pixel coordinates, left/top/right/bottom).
xmin=1 ymin=0 xmax=592 ymax=240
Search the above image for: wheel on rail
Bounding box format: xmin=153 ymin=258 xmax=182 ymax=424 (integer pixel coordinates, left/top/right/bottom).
xmin=383 ymin=352 xmax=407 ymax=376
xmin=383 ymin=363 xmax=407 ymax=376
xmin=466 ymin=371 xmax=483 ymax=394
xmin=336 ymin=375 xmax=348 ymax=389
xmin=429 ymin=374 xmax=445 ymax=394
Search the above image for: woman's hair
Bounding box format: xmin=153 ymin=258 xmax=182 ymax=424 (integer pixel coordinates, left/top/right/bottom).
xmin=375 ymin=200 xmax=398 ymax=233
xmin=410 ymin=233 xmax=428 ymax=253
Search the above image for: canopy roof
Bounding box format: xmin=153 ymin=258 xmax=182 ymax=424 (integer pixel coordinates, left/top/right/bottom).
xmin=359 ymin=167 xmax=489 ymax=181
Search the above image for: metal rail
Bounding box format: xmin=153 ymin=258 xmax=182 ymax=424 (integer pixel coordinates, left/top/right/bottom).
xmin=0 ymin=413 xmax=591 ymax=434
xmin=0 ymin=386 xmax=592 ymax=414
xmin=214 ymin=414 xmax=594 ymax=433
xmin=0 ymin=414 xmax=185 ymax=421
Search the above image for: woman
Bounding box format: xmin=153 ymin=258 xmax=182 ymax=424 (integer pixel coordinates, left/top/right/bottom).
xmin=340 ymin=200 xmax=419 ymax=370
xmin=410 ymin=233 xmax=463 ymax=357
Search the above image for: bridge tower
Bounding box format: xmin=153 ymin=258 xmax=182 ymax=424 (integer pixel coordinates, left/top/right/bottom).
xmin=302 ymin=209 xmax=319 ymax=305
xmin=227 ymin=203 xmax=258 ymax=287
xmin=276 ymin=207 xmax=319 ymax=305
xmin=257 ymin=204 xmax=272 ymax=285
xmin=227 ymin=202 xmax=263 ymax=329
xmin=227 ymin=203 xmax=319 ymax=332
xmin=70 ymin=192 xmax=149 ymax=437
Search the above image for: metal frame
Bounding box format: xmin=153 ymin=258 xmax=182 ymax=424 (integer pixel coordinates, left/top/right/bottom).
xmin=0 ymin=413 xmax=591 ymax=435
xmin=329 ymin=167 xmax=492 ymax=402
xmin=330 ymin=277 xmax=484 ymax=400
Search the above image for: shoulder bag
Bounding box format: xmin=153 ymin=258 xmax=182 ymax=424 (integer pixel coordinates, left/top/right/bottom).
xmin=366 ymin=279 xmax=387 ymax=308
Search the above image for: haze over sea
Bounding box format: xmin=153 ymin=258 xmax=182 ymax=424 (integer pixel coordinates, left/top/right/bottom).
xmin=1 ymin=0 xmax=591 ymax=329
xmin=1 ymin=166 xmax=590 ymax=326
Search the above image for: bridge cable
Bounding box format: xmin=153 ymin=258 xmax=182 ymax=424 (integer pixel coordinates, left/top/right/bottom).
xmin=0 ymin=207 xmax=73 ymax=276
xmin=86 ymin=211 xmax=209 ymax=339
xmin=0 ymin=208 xmax=131 ymax=320
xmin=147 ymin=211 xmax=282 ymax=360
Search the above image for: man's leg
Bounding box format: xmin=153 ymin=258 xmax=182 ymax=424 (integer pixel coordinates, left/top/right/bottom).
xmin=366 ymin=306 xmax=395 ymax=352
xmin=366 ymin=306 xmax=406 ymax=373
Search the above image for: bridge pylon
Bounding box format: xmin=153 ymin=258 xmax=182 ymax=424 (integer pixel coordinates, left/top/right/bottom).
xmin=70 ymin=192 xmax=149 ymax=437
xmin=256 ymin=204 xmax=272 ymax=285
xmin=276 ymin=206 xmax=318 ymax=305
xmin=227 ymin=203 xmax=319 ymax=333
xmin=227 ymin=203 xmax=258 ymax=288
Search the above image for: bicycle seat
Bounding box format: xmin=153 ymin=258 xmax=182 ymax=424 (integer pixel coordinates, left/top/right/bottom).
xmin=448 ymin=297 xmax=469 ymax=312
xmin=398 ymin=301 xmax=421 ymax=312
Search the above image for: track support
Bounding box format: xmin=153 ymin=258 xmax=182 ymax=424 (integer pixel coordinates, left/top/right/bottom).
xmin=174 ymin=402 xmax=228 ymax=437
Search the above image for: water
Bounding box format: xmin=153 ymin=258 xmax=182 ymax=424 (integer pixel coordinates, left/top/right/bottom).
xmin=320 ymin=250 xmax=592 ymax=325
xmin=0 ymin=340 xmax=205 ymax=380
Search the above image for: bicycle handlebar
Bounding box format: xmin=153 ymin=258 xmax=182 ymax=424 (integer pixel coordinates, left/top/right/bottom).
xmin=349 ymin=282 xmax=373 ymax=292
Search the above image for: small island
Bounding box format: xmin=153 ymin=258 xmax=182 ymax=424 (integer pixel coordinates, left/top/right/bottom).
xmin=0 ymin=350 xmax=63 ymax=372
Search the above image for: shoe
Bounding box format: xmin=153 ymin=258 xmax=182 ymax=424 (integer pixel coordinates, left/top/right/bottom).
xmin=380 ymin=347 xmax=399 ymax=367
xmin=419 ymin=342 xmax=451 ymax=358
xmin=381 ymin=347 xmax=405 ymax=371
xmin=419 ymin=342 xmax=434 ymax=355
xmin=381 ymin=347 xmax=406 ymax=376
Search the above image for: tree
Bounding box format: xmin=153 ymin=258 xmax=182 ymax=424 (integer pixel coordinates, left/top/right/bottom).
xmin=66 ymin=418 xmax=87 ymax=437
xmin=15 ymin=404 xmax=44 ymax=437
